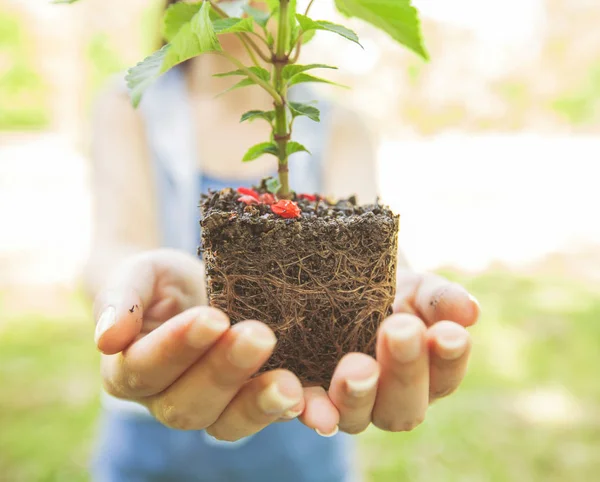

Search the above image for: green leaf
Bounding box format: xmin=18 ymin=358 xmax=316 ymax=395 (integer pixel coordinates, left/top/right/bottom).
xmin=287 ymin=73 xmax=348 ymax=89
xmin=242 ymin=5 xmax=271 ymax=28
xmin=164 ymin=1 xmax=221 ymax=68
xmin=289 ymin=20 xmax=300 ymax=51
xmin=214 ymin=66 xmax=271 ymax=81
xmin=287 ymin=141 xmax=310 ymax=156
xmin=282 ymin=63 xmax=337 ymax=82
xmin=296 ymin=14 xmax=362 ymax=47
xmin=162 ymin=2 xmax=202 ymax=42
xmin=334 ymin=0 xmax=428 ymax=59
xmin=126 ymin=45 xmax=170 ymax=108
xmin=266 ymin=177 xmax=282 ymax=194
xmin=127 ymin=2 xmax=221 ymax=107
xmin=218 ymin=78 xmax=258 ymax=96
xmin=289 ymin=102 xmax=320 ymax=122
xmin=213 ymin=17 xmax=254 ymax=34
xmin=301 ymin=28 xmax=317 ymax=45
xmin=52 ymin=0 xmax=80 ymax=4
xmin=243 ymin=142 xmax=279 ymax=162
xmin=240 ymin=110 xmax=275 ymax=124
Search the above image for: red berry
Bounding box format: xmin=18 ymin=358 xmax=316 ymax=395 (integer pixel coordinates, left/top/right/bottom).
xmin=271 ymin=200 xmax=301 ymax=219
xmin=238 ymin=195 xmax=259 ymax=205
xmin=260 ymin=193 xmax=276 ymax=205
xmin=237 ymin=187 xmax=260 ymax=200
xmin=298 ymin=193 xmax=318 ymax=202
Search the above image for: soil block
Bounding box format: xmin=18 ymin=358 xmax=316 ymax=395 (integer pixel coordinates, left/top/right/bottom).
xmin=200 ymin=186 xmax=400 ymax=388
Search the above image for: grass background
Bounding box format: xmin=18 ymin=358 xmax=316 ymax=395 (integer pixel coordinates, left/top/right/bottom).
xmin=1 ymin=266 xmax=598 ymax=482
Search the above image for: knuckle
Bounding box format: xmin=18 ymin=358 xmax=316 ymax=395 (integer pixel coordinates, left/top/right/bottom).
xmin=153 ymin=397 xmax=203 ymax=431
xmin=125 ymin=371 xmax=152 ymax=395
xmin=102 ymin=376 xmax=127 ymax=399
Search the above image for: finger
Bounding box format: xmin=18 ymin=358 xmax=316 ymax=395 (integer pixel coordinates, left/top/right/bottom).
xmin=412 ymin=273 xmax=480 ymax=327
xmin=427 ymin=321 xmax=471 ymax=402
xmin=206 ymin=370 xmax=304 ymax=442
xmin=147 ymin=321 xmax=276 ymax=431
xmin=299 ymin=387 xmax=340 ymax=437
xmin=101 ymin=307 xmax=230 ymax=398
xmin=372 ymin=314 xmax=429 ymax=432
xmin=94 ymin=287 xmax=145 ymax=355
xmin=328 ymin=353 xmax=379 ymax=434
xmin=93 ymin=249 xmax=205 ymax=354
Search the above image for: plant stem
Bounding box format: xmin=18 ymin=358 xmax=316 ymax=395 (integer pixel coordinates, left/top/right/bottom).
xmin=209 ymin=1 xmax=272 ymax=63
xmin=216 ymin=51 xmax=283 ymax=103
xmin=274 ymin=0 xmax=291 ymax=198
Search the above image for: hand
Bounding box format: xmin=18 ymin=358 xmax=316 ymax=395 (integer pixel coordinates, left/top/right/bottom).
xmin=297 ymin=270 xmax=480 ymax=436
xmin=93 ymin=249 xmax=305 ymax=442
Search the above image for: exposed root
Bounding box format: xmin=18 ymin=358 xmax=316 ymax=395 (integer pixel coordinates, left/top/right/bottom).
xmin=201 ymin=188 xmax=400 ymax=388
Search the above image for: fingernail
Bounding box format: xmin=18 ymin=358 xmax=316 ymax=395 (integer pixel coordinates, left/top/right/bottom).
xmin=316 ymin=425 xmax=339 ymax=438
xmin=437 ymin=328 xmax=469 ymax=360
xmin=227 ymin=325 xmax=276 ymax=368
xmin=386 ymin=319 xmax=423 ymax=363
xmin=187 ymin=310 xmax=229 ymax=348
xmin=346 ymin=372 xmax=379 ymax=397
xmin=257 ymin=383 xmax=300 ymax=415
xmin=95 ymin=306 xmax=116 ymax=345
xmin=282 ymin=408 xmax=303 ymax=419
xmin=469 ymin=293 xmax=481 ymax=318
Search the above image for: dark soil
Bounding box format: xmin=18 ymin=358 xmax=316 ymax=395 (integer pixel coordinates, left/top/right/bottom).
xmin=200 ymin=184 xmax=400 ymax=388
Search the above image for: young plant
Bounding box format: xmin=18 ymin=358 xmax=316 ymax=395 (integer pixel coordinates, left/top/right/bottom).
xmin=124 ymin=0 xmax=428 ymax=199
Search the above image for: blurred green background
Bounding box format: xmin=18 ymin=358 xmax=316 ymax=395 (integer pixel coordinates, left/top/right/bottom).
xmin=1 ymin=263 xmax=598 ymax=482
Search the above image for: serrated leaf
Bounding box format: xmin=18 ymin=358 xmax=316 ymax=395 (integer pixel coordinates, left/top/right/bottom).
xmin=127 ymin=2 xmax=221 ymax=107
xmin=213 ymin=17 xmax=254 ymax=34
xmin=214 ymin=66 xmax=271 ymax=81
xmin=162 ymin=2 xmax=202 ymax=42
xmin=164 ymin=1 xmax=221 ymax=68
xmin=241 ymin=110 xmax=276 ymax=123
xmin=243 ymin=142 xmax=279 ymax=162
xmin=126 ymin=45 xmax=170 ymax=108
xmin=334 ymin=0 xmax=428 ymax=59
xmin=242 ymin=4 xmax=271 ymax=28
xmin=287 ymin=73 xmax=348 ymax=89
xmin=287 ymin=141 xmax=310 ymax=156
xmin=282 ymin=63 xmax=337 ymax=82
xmin=266 ymin=177 xmax=282 ymax=194
xmin=296 ymin=14 xmax=362 ymax=47
xmin=289 ymin=102 xmax=320 ymax=122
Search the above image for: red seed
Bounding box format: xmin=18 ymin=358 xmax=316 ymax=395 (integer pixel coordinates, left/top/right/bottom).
xmin=238 ymin=195 xmax=259 ymax=205
xmin=298 ymin=193 xmax=318 ymax=202
xmin=271 ymin=200 xmax=301 ymax=219
xmin=237 ymin=187 xmax=260 ymax=200
xmin=260 ymin=193 xmax=276 ymax=205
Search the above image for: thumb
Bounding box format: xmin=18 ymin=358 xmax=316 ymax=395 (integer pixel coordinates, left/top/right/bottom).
xmin=93 ymin=257 xmax=156 ymax=355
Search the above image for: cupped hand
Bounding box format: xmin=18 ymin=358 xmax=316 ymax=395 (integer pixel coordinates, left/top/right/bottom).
xmin=298 ymin=271 xmax=480 ymax=436
xmin=93 ymin=249 xmax=304 ymax=442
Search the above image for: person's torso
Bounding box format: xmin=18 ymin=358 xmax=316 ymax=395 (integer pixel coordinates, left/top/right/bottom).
xmin=100 ymin=67 xmax=355 ymax=481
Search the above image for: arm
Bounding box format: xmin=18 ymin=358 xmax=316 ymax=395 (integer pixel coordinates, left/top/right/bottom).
xmin=83 ymin=82 xmax=161 ymax=297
